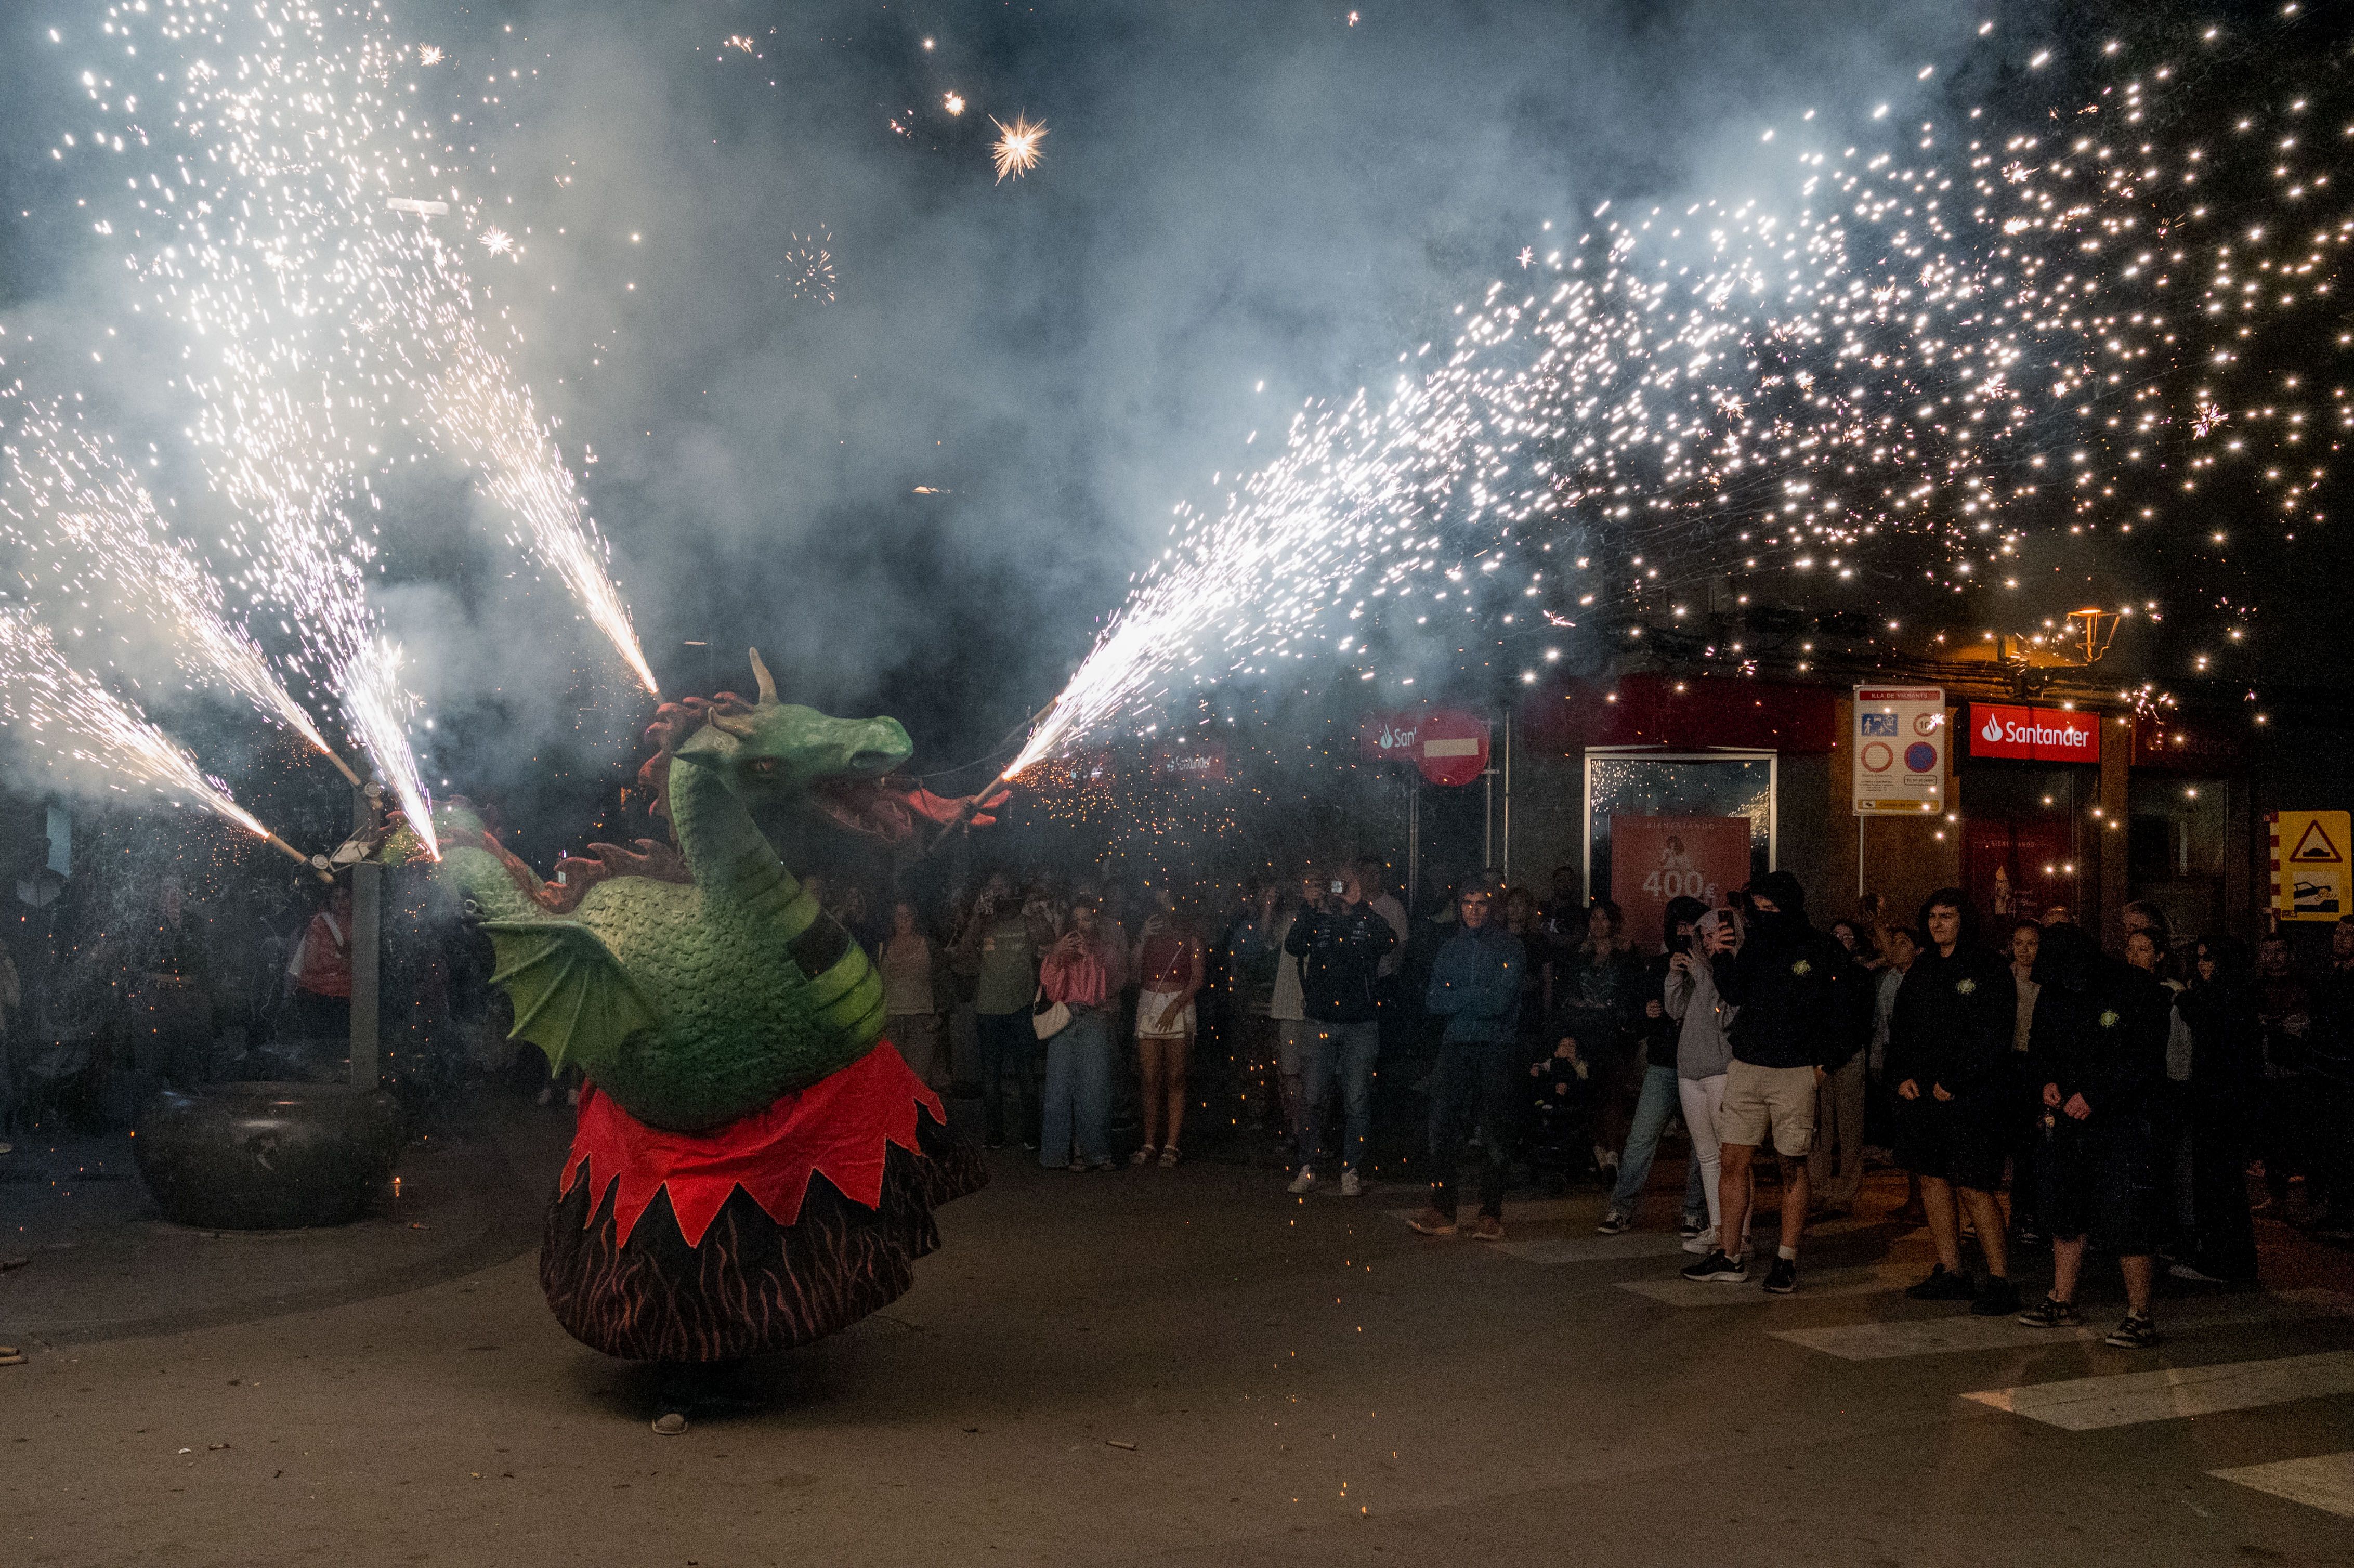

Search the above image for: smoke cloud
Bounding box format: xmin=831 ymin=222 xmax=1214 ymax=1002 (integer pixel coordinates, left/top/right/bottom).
xmin=0 ymin=0 xmax=1978 ymax=825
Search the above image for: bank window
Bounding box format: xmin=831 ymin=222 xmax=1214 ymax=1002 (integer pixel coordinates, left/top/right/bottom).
xmin=1583 ymin=750 xmax=1775 ymax=910
xmin=2128 ymin=776 xmax=2228 ymax=937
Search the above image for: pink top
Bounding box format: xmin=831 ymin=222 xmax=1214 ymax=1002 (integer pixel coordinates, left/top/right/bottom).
xmin=1041 ymin=934 xmax=1124 ymax=1008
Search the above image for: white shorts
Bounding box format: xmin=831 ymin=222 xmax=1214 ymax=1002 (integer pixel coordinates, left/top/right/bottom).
xmin=1136 ymin=989 xmax=1195 ymax=1038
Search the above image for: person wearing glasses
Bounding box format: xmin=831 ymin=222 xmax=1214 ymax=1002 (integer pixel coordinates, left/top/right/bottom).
xmin=1409 ymin=888 xmax=1528 ymax=1241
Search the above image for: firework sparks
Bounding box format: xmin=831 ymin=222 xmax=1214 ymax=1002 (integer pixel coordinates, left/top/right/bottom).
xmin=991 ymin=114 xmax=1048 ymax=182
xmin=0 ymin=401 xmax=356 ymax=782
xmin=340 ymin=638 xmax=437 ymax=857
xmin=785 ymin=230 xmax=837 ymax=303
xmin=1008 ymin=14 xmax=2346 ymax=769
xmin=944 ymin=92 xmax=965 ymax=116
xmin=87 ymin=1 xmax=657 ymax=713
xmin=416 ymin=43 xmax=443 ymax=67
xmin=419 ymin=311 xmax=661 ymax=697
xmin=0 ymin=608 xmax=306 ymax=862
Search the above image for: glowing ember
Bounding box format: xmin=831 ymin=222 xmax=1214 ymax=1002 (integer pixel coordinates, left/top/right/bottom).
xmin=990 ymin=114 xmax=1047 ymax=182
xmin=784 ymin=230 xmax=837 ymax=303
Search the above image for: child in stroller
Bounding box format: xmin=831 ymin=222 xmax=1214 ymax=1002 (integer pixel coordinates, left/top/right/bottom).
xmin=1525 ymin=1034 xmax=1592 ymax=1194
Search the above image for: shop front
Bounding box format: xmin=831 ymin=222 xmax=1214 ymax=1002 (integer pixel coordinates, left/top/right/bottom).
xmin=2127 ymin=713 xmax=2253 ymax=938
xmin=1514 ymin=673 xmax=1838 ymax=947
xmin=1955 ymin=699 xmax=2104 ymax=929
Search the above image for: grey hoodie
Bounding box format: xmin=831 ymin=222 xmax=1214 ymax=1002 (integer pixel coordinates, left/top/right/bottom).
xmin=1664 ymin=952 xmax=1739 ymax=1080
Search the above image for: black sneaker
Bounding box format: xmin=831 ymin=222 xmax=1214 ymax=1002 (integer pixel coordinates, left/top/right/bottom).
xmin=1682 ymin=1249 xmax=1747 ymax=1283
xmin=2016 ymin=1296 xmax=2083 ymax=1328
xmin=1679 ymin=1216 xmax=1705 ymax=1240
xmin=1969 ymin=1276 xmax=2022 ymax=1316
xmin=1763 ymin=1256 xmax=1798 ymax=1295
xmin=1595 ymin=1210 xmax=1632 ymax=1236
xmin=2104 ymin=1314 xmax=2159 ymax=1349
xmin=1903 ymin=1263 xmax=1978 ymax=1302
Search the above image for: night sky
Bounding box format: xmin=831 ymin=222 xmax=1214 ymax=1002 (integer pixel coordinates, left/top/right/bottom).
xmin=0 ymin=1 xmax=2345 ymax=853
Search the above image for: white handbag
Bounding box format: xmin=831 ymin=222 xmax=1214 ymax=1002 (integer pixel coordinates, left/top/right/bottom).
xmin=1031 ymin=983 xmax=1071 ymax=1041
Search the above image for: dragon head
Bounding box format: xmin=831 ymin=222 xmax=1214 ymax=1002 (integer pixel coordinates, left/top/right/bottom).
xmin=653 ymin=649 xmax=923 ymax=842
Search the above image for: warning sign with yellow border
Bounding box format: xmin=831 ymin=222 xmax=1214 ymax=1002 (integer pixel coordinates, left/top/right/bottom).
xmin=2269 ymin=809 xmax=2351 ymax=921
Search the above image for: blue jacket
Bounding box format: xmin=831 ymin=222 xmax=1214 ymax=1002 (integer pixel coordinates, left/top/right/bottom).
xmin=1424 ymin=925 xmax=1526 ymax=1044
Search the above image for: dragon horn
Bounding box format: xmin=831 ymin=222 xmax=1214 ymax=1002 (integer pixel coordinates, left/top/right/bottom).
xmin=709 ymin=710 xmax=758 ymax=738
xmin=748 ymin=647 xmax=779 ymax=705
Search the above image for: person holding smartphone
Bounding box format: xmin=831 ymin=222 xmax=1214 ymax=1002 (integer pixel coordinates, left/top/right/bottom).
xmin=1284 ymin=867 xmax=1396 ymax=1197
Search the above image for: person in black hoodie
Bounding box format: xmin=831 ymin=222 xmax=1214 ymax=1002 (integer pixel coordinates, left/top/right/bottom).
xmin=1283 ymin=866 xmax=1397 ymax=1197
xmin=2171 ymin=936 xmax=2261 ymax=1283
xmin=2016 ymin=921 xmax=2173 ymax=1348
xmin=1680 ymin=870 xmax=1863 ymax=1294
xmin=1889 ymin=888 xmax=2021 ymax=1316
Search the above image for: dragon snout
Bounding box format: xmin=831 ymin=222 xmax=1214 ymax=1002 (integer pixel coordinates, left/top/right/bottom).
xmin=839 ymin=719 xmax=911 ymax=777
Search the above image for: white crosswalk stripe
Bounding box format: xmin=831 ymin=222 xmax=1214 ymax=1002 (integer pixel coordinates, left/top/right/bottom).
xmin=1962 ymin=1351 xmax=2354 ymax=1430
xmin=1774 ymin=1289 xmax=2354 ymax=1361
xmin=2210 ymin=1452 xmax=2354 ymax=1519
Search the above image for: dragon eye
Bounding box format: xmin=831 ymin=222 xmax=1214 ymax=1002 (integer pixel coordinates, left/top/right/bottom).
xmin=746 ymin=757 xmax=780 ymax=775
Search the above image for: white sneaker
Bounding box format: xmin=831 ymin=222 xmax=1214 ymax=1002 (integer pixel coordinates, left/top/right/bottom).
xmin=1682 ymin=1225 xmax=1719 ymax=1256
xmin=1339 ymin=1169 xmax=1362 ymax=1197
xmin=1287 ymin=1167 xmax=1317 ymax=1195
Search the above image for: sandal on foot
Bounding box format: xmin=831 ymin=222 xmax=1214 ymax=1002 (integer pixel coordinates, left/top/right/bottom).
xmin=1130 ymin=1145 xmax=1157 ymax=1166
xmin=1158 ymin=1146 xmax=1181 ymax=1168
xmin=651 ymin=1412 xmax=688 ymax=1436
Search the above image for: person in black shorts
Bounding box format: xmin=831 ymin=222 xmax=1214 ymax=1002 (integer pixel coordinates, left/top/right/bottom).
xmin=1888 ymin=888 xmax=2020 ymax=1315
xmin=2016 ymin=922 xmax=2173 ymax=1348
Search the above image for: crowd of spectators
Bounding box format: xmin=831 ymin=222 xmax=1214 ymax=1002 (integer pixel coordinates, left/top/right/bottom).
xmin=8 ymin=827 xmax=2350 ymax=1356
xmin=861 ymin=856 xmax=2354 ymax=1353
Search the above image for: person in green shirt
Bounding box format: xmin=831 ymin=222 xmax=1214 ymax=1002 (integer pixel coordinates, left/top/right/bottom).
xmin=956 ymin=874 xmax=1053 ymax=1148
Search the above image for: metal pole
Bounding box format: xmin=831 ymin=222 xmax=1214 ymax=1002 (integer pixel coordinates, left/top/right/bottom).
xmin=1408 ymin=778 xmax=1421 ymax=916
xmin=1502 ymin=708 xmax=1513 ymax=888
xmin=1483 ymin=766 xmax=1494 ymax=872
xmin=348 ymin=783 xmax=381 ymax=1090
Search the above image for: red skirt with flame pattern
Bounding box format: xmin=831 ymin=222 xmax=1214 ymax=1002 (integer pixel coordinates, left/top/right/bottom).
xmin=540 ymin=1040 xmax=985 ymax=1362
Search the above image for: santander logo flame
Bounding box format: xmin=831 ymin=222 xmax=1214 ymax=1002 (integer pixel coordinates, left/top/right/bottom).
xmin=1982 ymin=713 xmax=2005 ymax=744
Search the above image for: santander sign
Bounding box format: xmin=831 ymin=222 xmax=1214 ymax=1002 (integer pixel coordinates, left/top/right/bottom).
xmin=1967 ymin=702 xmax=2101 ymax=763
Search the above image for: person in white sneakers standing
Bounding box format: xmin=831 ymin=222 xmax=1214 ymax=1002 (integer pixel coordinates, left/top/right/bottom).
xmin=1665 ymin=907 xmax=1750 ymax=1262
xmin=1285 ymin=867 xmax=1396 ymax=1197
xmin=1680 ymin=872 xmax=1868 ymax=1293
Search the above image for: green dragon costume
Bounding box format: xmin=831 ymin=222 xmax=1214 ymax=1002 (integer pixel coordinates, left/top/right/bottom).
xmin=388 ymin=651 xmax=989 ymax=1364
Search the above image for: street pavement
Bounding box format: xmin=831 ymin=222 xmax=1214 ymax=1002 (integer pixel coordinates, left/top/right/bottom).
xmin=5 ymin=1111 xmax=2353 ymax=1567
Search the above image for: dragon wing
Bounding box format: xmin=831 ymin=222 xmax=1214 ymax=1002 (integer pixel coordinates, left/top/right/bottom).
xmin=479 ymin=919 xmax=661 ymax=1075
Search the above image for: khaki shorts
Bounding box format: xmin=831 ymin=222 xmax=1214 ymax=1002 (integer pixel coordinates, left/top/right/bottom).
xmin=1716 ymin=1059 xmax=1819 ymax=1157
